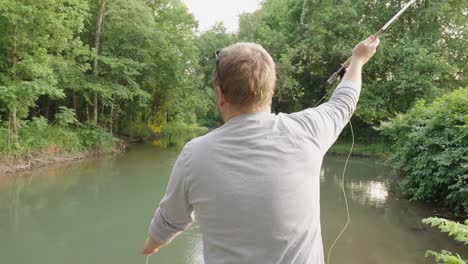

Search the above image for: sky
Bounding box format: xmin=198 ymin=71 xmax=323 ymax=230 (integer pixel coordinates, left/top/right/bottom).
xmin=182 ymin=0 xmax=261 ymax=32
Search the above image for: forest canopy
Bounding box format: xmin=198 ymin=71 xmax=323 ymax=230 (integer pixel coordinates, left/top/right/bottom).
xmin=0 ymin=0 xmax=466 ymax=147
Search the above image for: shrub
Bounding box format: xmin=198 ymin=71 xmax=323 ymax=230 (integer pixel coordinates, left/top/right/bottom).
xmin=30 ymin=116 xmax=49 ymax=130
xmin=0 ymin=127 xmax=10 ymax=152
xmin=54 ymin=106 xmax=78 ymax=127
xmin=0 ymin=121 xmax=117 ymax=154
xmin=379 ymin=88 xmax=468 ymax=214
xmin=159 ymin=122 xmax=208 ymax=147
xmin=119 ymin=121 xmax=153 ymax=138
xmin=21 ymin=126 xmax=83 ymax=152
xmin=423 ymin=217 xmax=468 ymax=263
xmin=77 ymin=124 xmax=118 ymax=152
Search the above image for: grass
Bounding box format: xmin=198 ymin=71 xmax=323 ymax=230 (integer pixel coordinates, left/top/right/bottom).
xmin=328 ymin=141 xmax=390 ymax=158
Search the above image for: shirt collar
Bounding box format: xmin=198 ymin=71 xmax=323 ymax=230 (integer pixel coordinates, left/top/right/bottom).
xmin=224 ymin=111 xmax=273 ymax=125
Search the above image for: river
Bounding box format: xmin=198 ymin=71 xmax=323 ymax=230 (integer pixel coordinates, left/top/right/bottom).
xmin=0 ymin=143 xmax=466 ymax=264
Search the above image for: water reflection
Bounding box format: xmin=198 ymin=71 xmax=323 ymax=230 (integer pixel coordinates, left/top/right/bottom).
xmin=321 ymin=157 xmax=392 ymax=208
xmin=320 ymin=168 xmax=325 ymax=183
xmin=348 ymin=180 xmax=389 ymax=208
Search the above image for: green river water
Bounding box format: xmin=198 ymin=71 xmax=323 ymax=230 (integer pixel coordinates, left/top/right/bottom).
xmin=0 ymin=143 xmax=466 ymax=264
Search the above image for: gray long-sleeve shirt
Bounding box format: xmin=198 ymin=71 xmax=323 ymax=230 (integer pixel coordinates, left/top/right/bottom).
xmin=149 ymin=80 xmax=360 ymax=264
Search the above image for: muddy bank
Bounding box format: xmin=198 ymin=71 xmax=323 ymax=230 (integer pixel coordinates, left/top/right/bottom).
xmin=0 ymin=141 xmax=127 ymax=175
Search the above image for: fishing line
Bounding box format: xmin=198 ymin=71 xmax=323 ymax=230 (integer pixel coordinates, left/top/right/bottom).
xmin=317 ymin=1 xmax=415 ymax=262
xmin=312 ymin=82 xmax=353 ymax=264
xmin=326 ymin=120 xmax=354 ymax=264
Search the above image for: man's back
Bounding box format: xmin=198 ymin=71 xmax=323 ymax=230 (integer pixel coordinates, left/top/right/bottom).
xmin=149 ymin=80 xmax=360 ymax=264
xmin=188 ymin=111 xmax=324 ymax=263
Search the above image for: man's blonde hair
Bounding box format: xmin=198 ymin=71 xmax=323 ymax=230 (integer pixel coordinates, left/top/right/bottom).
xmin=213 ymin=42 xmax=276 ymax=108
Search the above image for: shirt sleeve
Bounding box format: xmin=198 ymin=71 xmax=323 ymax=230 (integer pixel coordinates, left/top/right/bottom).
xmin=290 ymin=80 xmax=361 ymax=154
xmin=148 ymin=147 xmax=194 ymax=244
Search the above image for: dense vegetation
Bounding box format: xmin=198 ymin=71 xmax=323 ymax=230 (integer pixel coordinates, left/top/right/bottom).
xmin=0 ymin=0 xmax=466 ymax=217
xmin=0 ymin=107 xmax=117 ymax=153
xmin=0 ymin=0 xmax=210 ymax=154
xmin=380 ymin=88 xmax=467 ymax=214
xmin=235 ymin=0 xmax=466 ymax=127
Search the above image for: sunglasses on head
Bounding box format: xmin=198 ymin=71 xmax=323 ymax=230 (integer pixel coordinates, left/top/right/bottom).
xmin=215 ymin=49 xmax=224 ymax=92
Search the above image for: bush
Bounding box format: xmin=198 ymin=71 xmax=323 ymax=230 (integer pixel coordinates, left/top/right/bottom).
xmin=159 ymin=122 xmax=208 ymax=148
xmin=0 ymin=127 xmax=10 ymax=151
xmin=21 ymin=126 xmax=83 ymax=152
xmin=30 ymin=116 xmax=49 ymax=130
xmin=54 ymin=106 xmax=78 ymax=127
xmin=119 ymin=121 xmax=153 ymax=138
xmin=379 ymin=88 xmax=468 ymax=214
xmin=423 ymin=217 xmax=468 ymax=263
xmin=0 ymin=120 xmax=118 ymax=154
xmin=77 ymin=124 xmax=118 ymax=152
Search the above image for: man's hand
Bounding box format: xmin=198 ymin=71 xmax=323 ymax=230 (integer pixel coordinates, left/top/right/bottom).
xmin=342 ymin=35 xmax=380 ymax=85
xmin=351 ymin=35 xmax=380 ymax=66
xmin=142 ymin=236 xmax=163 ymax=256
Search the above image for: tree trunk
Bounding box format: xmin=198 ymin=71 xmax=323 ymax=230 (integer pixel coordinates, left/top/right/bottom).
xmin=92 ymin=0 xmax=106 ymax=125
xmin=114 ymin=110 xmax=120 ymax=135
xmin=9 ymin=106 xmax=19 ymax=148
xmin=10 ymin=24 xmax=19 ymax=148
xmin=45 ymin=97 xmax=50 ymax=119
xmin=109 ymin=95 xmax=116 ymax=136
xmin=85 ymin=102 xmax=90 ymax=122
xmin=73 ymin=91 xmax=77 ymax=112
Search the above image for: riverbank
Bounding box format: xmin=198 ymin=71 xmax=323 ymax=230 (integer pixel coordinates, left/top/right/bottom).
xmin=0 ymin=141 xmax=126 ymax=175
xmin=0 ymin=124 xmax=127 ymax=175
xmin=327 ymin=141 xmax=390 ymax=158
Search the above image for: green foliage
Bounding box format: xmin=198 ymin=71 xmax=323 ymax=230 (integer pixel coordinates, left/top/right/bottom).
xmin=54 ymin=106 xmax=78 ymax=127
xmin=119 ymin=121 xmax=153 ymax=139
xmin=425 ymin=250 xmax=466 ymax=264
xmin=0 ymin=0 xmax=206 ymax=153
xmin=0 ymin=127 xmax=10 ymax=150
xmin=159 ymin=122 xmax=208 ymax=148
xmin=0 ymin=119 xmax=117 ymax=154
xmin=423 ymin=217 xmax=468 ymax=264
xmin=194 ymin=23 xmax=235 ymax=127
xmin=21 ymin=126 xmax=83 ymax=152
xmin=30 ymin=116 xmax=49 ymax=131
xmin=237 ymin=0 xmax=466 ymax=124
xmin=76 ymin=124 xmax=117 ymax=152
xmin=380 ymin=88 xmax=468 ymax=214
xmin=0 ymin=0 xmax=88 ymax=118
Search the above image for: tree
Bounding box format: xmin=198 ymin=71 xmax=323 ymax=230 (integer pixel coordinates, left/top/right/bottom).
xmin=195 ymin=23 xmax=236 ymax=126
xmin=0 ymin=0 xmax=89 ymax=148
xmin=237 ymin=0 xmax=467 ymax=128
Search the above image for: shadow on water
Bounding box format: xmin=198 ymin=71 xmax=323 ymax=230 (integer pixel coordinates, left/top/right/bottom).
xmin=0 ymin=144 xmax=466 ymax=264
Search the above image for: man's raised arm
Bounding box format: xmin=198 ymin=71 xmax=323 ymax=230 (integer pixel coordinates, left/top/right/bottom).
xmin=291 ymin=35 xmax=380 ymax=153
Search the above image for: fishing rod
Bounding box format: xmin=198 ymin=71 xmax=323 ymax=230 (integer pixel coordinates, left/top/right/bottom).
xmin=327 ymin=0 xmax=417 ymax=84
xmin=325 ymin=2 xmax=417 ymax=263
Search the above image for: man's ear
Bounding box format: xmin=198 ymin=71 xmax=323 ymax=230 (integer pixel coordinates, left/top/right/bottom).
xmin=216 ymin=86 xmax=225 ymax=106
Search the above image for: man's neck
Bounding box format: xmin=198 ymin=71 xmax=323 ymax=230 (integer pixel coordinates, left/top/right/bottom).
xmin=223 ymin=105 xmax=271 ymax=123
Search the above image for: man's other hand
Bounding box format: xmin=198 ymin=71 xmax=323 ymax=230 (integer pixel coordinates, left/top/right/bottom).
xmin=351 ymin=35 xmax=380 ymax=66
xmin=142 ymin=236 xmax=162 ymax=256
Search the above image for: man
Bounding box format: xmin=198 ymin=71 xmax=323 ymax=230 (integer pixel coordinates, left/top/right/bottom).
xmin=143 ymin=35 xmax=380 ymax=263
